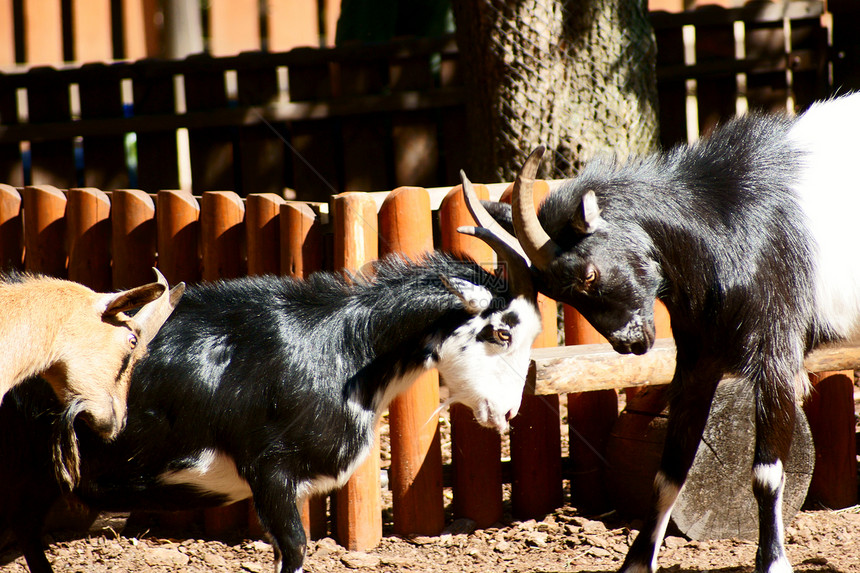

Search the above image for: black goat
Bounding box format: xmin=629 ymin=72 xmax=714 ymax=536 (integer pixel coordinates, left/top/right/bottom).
xmin=1 ymin=248 xmax=542 ymax=573
xmin=476 ymin=94 xmax=860 ymax=573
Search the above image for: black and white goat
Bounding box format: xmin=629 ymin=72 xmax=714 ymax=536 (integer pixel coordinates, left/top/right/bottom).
xmin=474 ymin=93 xmax=860 ymax=573
xmin=1 ymin=238 xmax=541 ymax=573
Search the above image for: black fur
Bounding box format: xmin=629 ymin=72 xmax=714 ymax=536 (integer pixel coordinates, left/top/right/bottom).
xmin=497 ymin=111 xmax=826 ymax=573
xmin=0 ymin=252 xmax=534 ymax=573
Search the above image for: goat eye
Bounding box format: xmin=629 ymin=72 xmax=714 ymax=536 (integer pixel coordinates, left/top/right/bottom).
xmin=128 ymin=333 xmax=138 ymax=348
xmin=493 ymin=329 xmax=512 ymax=345
xmin=584 ymin=267 xmax=599 ymax=288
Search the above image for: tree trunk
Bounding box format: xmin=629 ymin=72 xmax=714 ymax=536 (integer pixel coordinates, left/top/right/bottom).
xmin=453 ymin=0 xmax=660 ymax=181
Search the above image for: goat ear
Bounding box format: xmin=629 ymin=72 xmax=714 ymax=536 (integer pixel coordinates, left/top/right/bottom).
xmin=440 ymin=275 xmax=493 ymax=315
xmin=571 ymin=190 xmax=605 ymax=235
xmin=99 ymin=282 xmax=167 ymax=317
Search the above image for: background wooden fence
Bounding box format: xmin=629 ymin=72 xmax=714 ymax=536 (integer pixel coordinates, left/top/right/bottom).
xmin=0 ymin=180 xmax=856 ymax=549
xmin=1 ymin=1 xmax=852 ymax=202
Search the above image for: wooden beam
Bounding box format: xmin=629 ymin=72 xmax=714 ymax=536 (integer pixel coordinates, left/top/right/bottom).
xmin=528 ymin=340 xmax=860 ymax=395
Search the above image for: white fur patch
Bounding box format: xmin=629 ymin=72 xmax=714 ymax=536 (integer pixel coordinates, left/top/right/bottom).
xmin=159 ymin=449 xmax=252 ymax=503
xmin=434 ymin=296 xmax=542 ymax=432
xmin=790 ymin=93 xmax=860 ymax=341
xmin=650 ymin=471 xmax=681 ymax=571
xmin=753 ymin=460 xmax=785 ymax=494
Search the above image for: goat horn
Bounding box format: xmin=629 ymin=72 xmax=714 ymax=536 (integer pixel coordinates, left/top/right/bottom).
xmin=511 ymin=146 xmax=559 ymax=271
xmin=135 ymin=268 xmax=185 ymax=345
xmin=458 ymin=170 xmax=529 ymax=262
xmin=458 ymin=225 xmax=535 ymax=301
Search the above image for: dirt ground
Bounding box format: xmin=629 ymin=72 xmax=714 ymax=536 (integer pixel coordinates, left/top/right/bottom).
xmin=2 ymin=391 xmax=860 ymax=573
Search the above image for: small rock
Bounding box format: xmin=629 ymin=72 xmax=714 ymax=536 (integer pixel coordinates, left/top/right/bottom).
xmin=340 ymin=551 xmax=381 ymax=569
xmin=494 ymin=540 xmax=512 ymax=552
xmin=587 ymin=547 xmax=612 ymax=558
xmin=241 ymin=562 xmax=264 ymax=573
xmin=144 ymin=547 xmax=189 ymax=567
xmin=246 ymin=540 xmax=272 ymax=553
xmin=524 ymin=531 xmax=549 ymax=547
xmin=203 ymin=552 xmax=228 ymax=567
xmin=663 ymin=536 xmax=686 ymax=549
xmin=443 ymin=518 xmax=478 ymax=536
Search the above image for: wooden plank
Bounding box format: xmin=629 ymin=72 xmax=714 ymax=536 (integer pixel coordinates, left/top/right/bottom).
xmin=22 ymin=0 xmax=63 ymax=65
xmin=78 ymin=63 xmax=129 ymax=189
xmin=110 ymin=189 xmax=156 ymax=289
xmin=26 ymin=67 xmax=76 ymax=188
xmin=379 ymin=186 xmax=444 ymax=536
xmin=804 ymin=371 xmax=858 ymax=509
xmin=0 ymin=0 xmax=14 ymax=65
xmin=267 ymin=0 xmax=319 ymax=52
xmin=72 ymin=0 xmax=112 ymax=62
xmin=0 ymin=184 xmax=23 ymax=270
xmin=245 ymin=193 xmax=285 ymax=276
xmin=22 ymin=185 xmax=67 ymax=277
xmin=235 ymin=53 xmax=285 ymax=196
xmin=331 ymin=191 xmax=381 ymax=551
xmin=694 ymin=18 xmax=736 ymax=135
xmin=209 ymin=0 xmax=259 ymax=57
xmin=200 ymin=190 xmax=245 ymax=281
xmin=280 ymin=201 xmax=322 ymax=279
xmin=505 ymin=181 xmax=562 ymax=520
xmin=66 ymin=187 xmax=111 ymax=291
xmin=438 ymin=183 xmax=503 ymax=529
xmin=131 ymin=59 xmax=181 ymax=191
xmin=184 ymin=54 xmax=237 ymax=193
xmin=0 ymin=71 xmax=22 ymax=186
xmin=122 ymin=0 xmax=158 ymax=60
xmin=155 ymin=189 xmax=201 ymax=286
xmin=528 ymin=340 xmax=860 ymax=395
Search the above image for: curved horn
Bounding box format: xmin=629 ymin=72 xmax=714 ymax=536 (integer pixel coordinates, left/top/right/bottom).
xmin=134 ymin=268 xmax=185 ymax=345
xmin=459 ymin=170 xmax=529 ymax=262
xmin=511 ymin=146 xmax=560 ymax=270
xmin=458 ymin=225 xmax=535 ymax=301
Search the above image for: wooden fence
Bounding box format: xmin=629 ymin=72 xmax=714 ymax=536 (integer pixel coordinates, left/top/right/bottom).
xmin=1 ymin=181 xmax=856 ymax=549
xmin=0 ymin=1 xmax=848 ymax=202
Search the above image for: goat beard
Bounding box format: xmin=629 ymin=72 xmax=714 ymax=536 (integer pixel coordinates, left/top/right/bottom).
xmin=52 ymin=399 xmax=84 ymax=492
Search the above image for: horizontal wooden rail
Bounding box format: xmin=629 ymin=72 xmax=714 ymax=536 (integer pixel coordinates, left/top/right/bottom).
xmin=528 ymin=339 xmax=860 ymax=395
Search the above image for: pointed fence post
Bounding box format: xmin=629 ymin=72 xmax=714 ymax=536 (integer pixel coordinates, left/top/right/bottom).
xmin=199 ymin=190 xmax=248 ymax=537
xmin=501 ymin=181 xmax=562 ymax=520
xmin=66 ymin=188 xmax=111 ymax=291
xmin=22 ymin=185 xmax=67 ymax=277
xmin=111 ymin=190 xmax=157 ymax=289
xmin=156 ymin=190 xmax=201 ymax=287
xmin=331 ymin=192 xmax=382 ymax=551
xmin=438 ymin=182 xmax=503 ymax=528
xmin=246 ymin=193 xmax=285 ymax=277
xmin=281 ymin=200 xmax=328 ymax=540
xmin=0 ymin=184 xmax=24 ymax=270
xmin=379 ymin=187 xmax=444 ymax=536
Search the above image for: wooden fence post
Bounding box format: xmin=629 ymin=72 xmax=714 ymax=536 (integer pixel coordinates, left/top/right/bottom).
xmin=22 ymin=185 xmax=67 ymax=277
xmin=0 ymin=184 xmax=23 ymax=270
xmin=379 ymin=186 xmax=444 ymax=536
xmin=246 ymin=193 xmax=285 ymax=277
xmin=201 ymin=191 xmax=246 ymax=282
xmin=331 ymin=192 xmax=382 ymax=551
xmin=438 ymin=183 xmax=503 ymax=528
xmin=243 ymin=192 xmax=285 ymax=538
xmin=804 ymin=370 xmax=858 ymax=509
xmin=199 ymin=190 xmax=247 ymax=537
xmin=503 ymin=181 xmax=562 ymax=520
xmin=156 ymin=190 xmax=201 ymax=286
xmin=153 ymin=189 xmax=201 ymax=531
xmin=281 ymin=202 xmax=323 ymax=280
xmin=280 ymin=200 xmax=328 ymax=540
xmin=66 ymin=188 xmax=111 ymax=291
xmin=111 ymin=190 xmax=157 ymax=289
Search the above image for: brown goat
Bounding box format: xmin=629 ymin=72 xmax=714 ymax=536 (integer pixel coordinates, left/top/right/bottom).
xmin=0 ymin=268 xmax=183 ymax=439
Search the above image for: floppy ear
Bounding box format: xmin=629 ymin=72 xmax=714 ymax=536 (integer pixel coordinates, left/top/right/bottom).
xmin=571 ymin=190 xmax=605 ymax=234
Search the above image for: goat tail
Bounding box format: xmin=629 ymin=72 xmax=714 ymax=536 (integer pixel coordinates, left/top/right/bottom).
xmin=52 ymin=399 xmax=85 ymax=491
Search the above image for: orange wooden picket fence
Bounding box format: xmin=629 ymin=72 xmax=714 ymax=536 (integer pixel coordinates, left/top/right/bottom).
xmin=1 ymin=180 xmax=856 ymax=549
xmin=0 ymin=1 xmax=847 ymax=203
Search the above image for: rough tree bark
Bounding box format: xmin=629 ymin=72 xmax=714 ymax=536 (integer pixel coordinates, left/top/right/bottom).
xmin=453 ymin=0 xmax=660 ymax=181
